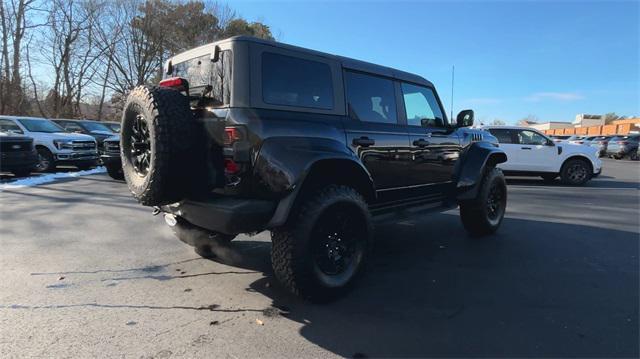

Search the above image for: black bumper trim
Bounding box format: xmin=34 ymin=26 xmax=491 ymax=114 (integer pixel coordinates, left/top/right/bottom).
xmin=162 ymin=196 xmax=277 ymax=235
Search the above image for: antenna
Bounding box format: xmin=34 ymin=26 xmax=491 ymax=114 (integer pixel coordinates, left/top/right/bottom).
xmin=450 ymin=65 xmax=455 ymax=121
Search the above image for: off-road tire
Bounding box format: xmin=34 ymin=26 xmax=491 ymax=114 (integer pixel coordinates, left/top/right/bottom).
xmin=34 ymin=147 xmax=54 ymax=172
xmin=121 ymin=85 xmax=203 ymax=206
xmin=560 ymin=158 xmax=591 ymax=185
xmin=105 ymin=163 xmax=124 ymax=180
xmin=460 ymin=167 xmax=507 ymax=236
xmin=271 ymin=185 xmax=372 ymax=302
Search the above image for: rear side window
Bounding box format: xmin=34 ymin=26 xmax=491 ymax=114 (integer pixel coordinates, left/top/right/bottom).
xmin=345 ymin=71 xmax=397 ymax=124
xmin=262 ymin=52 xmax=333 ymax=110
xmin=488 ymin=129 xmax=515 ymax=144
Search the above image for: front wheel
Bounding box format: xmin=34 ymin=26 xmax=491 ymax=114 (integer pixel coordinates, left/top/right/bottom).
xmin=34 ymin=147 xmax=55 ymax=172
xmin=271 ymin=185 xmax=372 ymax=302
xmin=459 ymin=167 xmax=507 ymax=236
xmin=560 ymin=158 xmax=591 ymax=185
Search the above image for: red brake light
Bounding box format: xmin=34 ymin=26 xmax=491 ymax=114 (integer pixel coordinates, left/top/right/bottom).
xmin=620 ymin=141 xmax=629 ymax=145
xmin=224 ymin=158 xmax=239 ymax=174
xmin=224 ymin=127 xmax=244 ymax=146
xmin=158 ymin=77 xmax=188 ymax=91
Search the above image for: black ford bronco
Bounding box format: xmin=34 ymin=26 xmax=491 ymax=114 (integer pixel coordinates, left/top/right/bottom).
xmin=121 ymin=36 xmax=507 ymax=301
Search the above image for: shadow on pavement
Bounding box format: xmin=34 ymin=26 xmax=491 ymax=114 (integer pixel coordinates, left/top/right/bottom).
xmin=208 ymin=214 xmax=638 ymax=358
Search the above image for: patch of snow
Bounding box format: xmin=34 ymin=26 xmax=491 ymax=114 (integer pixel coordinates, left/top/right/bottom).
xmin=0 ymin=167 xmax=106 ymax=192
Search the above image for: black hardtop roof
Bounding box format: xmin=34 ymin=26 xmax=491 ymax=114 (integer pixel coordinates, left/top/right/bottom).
xmin=223 ymin=36 xmax=434 ymax=88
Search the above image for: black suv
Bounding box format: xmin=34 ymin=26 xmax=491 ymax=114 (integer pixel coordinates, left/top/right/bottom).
xmin=52 ymin=119 xmax=115 ymax=152
xmin=120 ymin=36 xmax=507 ymax=301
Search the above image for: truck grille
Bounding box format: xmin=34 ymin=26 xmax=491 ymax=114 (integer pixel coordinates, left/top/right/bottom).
xmin=71 ymin=141 xmax=96 ymax=150
xmin=104 ymin=141 xmax=120 ymax=153
xmin=0 ymin=140 xmax=33 ymax=152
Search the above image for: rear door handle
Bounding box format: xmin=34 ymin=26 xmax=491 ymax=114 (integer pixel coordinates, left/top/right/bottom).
xmin=413 ymin=139 xmax=430 ymax=147
xmin=353 ymin=137 xmax=375 ymax=147
xmin=521 ymin=146 xmax=532 ymax=150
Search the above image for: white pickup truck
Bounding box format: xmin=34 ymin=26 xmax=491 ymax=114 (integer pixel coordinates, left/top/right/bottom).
xmin=482 ymin=125 xmax=602 ymax=185
xmin=0 ymin=116 xmax=98 ymax=172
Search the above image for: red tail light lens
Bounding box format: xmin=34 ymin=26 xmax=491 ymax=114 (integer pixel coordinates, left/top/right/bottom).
xmin=224 ymin=127 xmax=244 ymax=146
xmin=158 ymin=77 xmax=188 ymax=91
xmin=620 ymin=141 xmax=628 ymax=145
xmin=224 ymin=158 xmax=239 ymax=174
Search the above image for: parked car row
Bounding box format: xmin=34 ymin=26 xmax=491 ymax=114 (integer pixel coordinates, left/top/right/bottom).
xmin=0 ymin=115 xmax=122 ymax=176
xmin=550 ymin=134 xmax=640 ymax=160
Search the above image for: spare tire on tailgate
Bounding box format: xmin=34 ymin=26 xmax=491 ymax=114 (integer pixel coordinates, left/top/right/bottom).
xmin=121 ymin=85 xmax=201 ymax=206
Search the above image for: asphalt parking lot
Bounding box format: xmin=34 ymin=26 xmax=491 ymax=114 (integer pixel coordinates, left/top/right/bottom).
xmin=0 ymin=158 xmax=638 ymax=358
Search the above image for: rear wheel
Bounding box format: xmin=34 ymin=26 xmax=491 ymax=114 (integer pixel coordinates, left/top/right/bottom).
xmin=630 ymin=151 xmax=639 ymax=161
xmin=271 ymin=185 xmax=372 ymax=302
xmin=460 ymin=167 xmax=507 ymax=236
xmin=34 ymin=147 xmax=54 ymax=172
xmin=560 ymin=158 xmax=591 ymax=185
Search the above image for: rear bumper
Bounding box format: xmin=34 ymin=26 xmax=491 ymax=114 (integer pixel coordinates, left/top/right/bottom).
xmin=0 ymin=151 xmax=38 ymax=171
xmin=161 ymin=195 xmax=277 ymax=235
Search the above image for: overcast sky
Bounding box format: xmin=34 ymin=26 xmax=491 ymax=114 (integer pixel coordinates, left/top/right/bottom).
xmin=232 ymin=0 xmax=639 ymax=124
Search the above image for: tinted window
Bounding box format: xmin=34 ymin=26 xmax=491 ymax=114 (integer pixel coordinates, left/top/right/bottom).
xmin=170 ymin=50 xmax=232 ymax=105
xmin=0 ymin=119 xmax=23 ymax=134
xmin=401 ymin=83 xmax=445 ymax=127
xmin=58 ymin=122 xmax=84 ymax=132
xmin=81 ymin=121 xmax=113 ymax=133
xmin=488 ymin=129 xmax=515 ymax=144
xmin=345 ymin=71 xmax=397 ymax=124
xmin=262 ymin=52 xmax=333 ymax=110
xmin=517 ymin=130 xmax=549 ymax=145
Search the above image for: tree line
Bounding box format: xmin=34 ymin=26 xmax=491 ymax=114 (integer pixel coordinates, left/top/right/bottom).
xmin=0 ymin=0 xmax=275 ymax=121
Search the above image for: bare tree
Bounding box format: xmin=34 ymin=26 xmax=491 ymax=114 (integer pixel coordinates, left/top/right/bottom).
xmin=0 ymin=0 xmax=43 ymax=115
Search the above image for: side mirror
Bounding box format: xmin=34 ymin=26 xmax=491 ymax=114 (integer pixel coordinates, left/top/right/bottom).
xmin=456 ymin=109 xmax=474 ymax=128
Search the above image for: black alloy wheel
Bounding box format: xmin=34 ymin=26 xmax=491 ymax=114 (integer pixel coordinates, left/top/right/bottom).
xmin=130 ymin=114 xmax=151 ymax=176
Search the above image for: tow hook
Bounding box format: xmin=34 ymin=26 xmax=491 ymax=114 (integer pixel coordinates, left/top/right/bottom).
xmin=152 ymin=207 xmax=161 ymax=216
xmin=164 ymin=213 xmax=178 ymax=227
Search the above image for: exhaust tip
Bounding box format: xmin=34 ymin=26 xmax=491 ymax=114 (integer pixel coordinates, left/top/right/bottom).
xmin=164 ymin=213 xmax=178 ymax=227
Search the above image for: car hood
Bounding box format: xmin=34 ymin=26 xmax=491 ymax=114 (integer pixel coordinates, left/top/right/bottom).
xmin=35 ymin=132 xmax=96 ymax=142
xmin=90 ymin=130 xmax=115 ymax=137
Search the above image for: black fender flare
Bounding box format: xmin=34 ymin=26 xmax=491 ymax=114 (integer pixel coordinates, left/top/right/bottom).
xmin=253 ymin=137 xmax=374 ymax=228
xmin=454 ymin=141 xmax=507 ymax=201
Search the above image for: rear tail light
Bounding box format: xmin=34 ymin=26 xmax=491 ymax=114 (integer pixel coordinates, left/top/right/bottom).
xmin=576 ymin=141 xmax=583 ymax=144
xmin=224 ymin=158 xmax=239 ymax=174
xmin=620 ymin=141 xmax=629 ymax=145
xmin=223 ymin=126 xmax=245 ymax=146
xmin=158 ymin=77 xmax=189 ymax=92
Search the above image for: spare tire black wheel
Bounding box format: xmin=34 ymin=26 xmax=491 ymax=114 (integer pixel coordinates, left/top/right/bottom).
xmin=121 ymin=86 xmax=201 ymax=206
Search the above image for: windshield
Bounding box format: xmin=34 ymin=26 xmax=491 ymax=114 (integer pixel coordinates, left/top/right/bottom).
xmin=81 ymin=121 xmax=113 ymax=133
xmin=18 ymin=118 xmax=64 ymax=133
